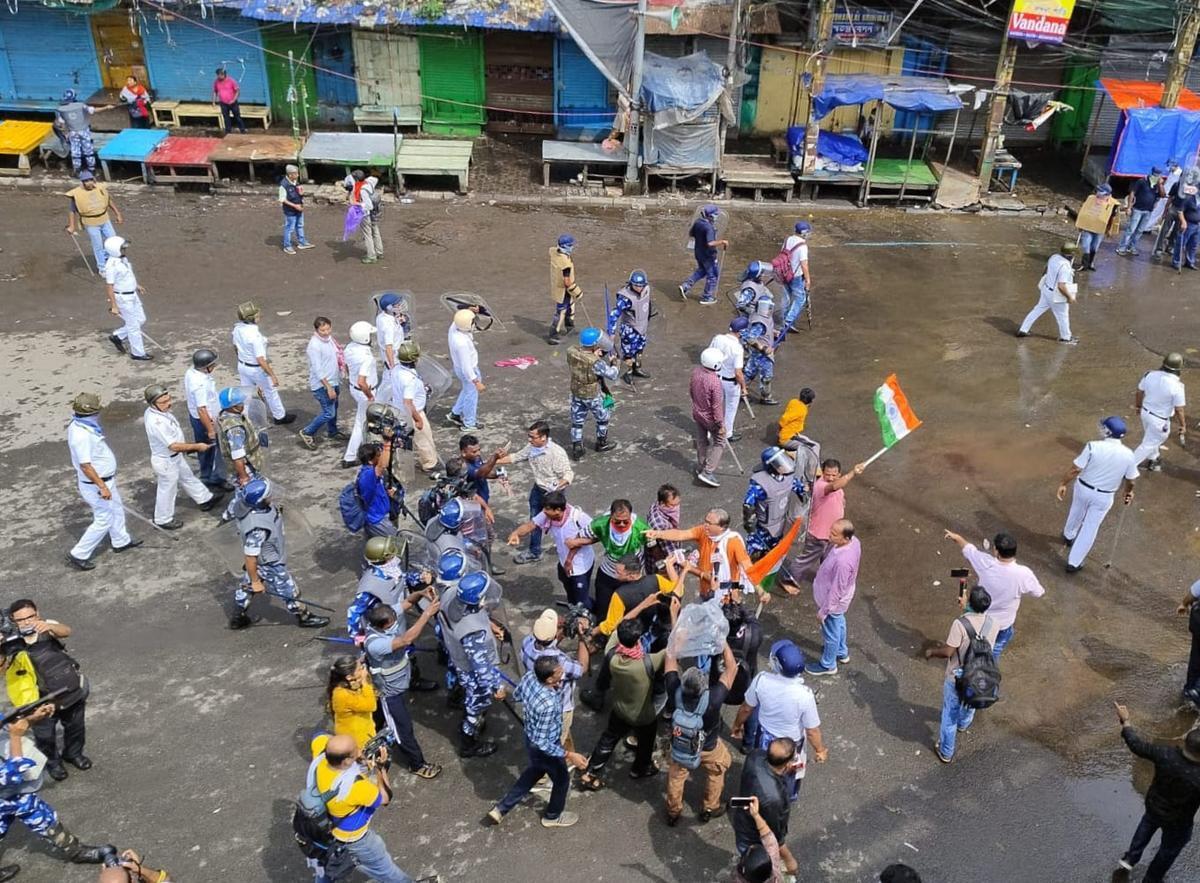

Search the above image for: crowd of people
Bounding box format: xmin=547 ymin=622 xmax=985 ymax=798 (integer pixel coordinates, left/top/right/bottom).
xmin=26 ymin=163 xmax=1200 ymax=883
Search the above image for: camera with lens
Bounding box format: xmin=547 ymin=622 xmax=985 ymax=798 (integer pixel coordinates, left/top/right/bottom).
xmin=365 ymin=403 xmax=414 ymax=446
xmin=0 ymin=612 xmax=23 ymax=659
xmin=362 ymin=731 xmax=390 ymax=768
xmin=555 ymin=601 xmax=594 ymax=639
xmin=98 ymin=845 xmax=121 ymax=868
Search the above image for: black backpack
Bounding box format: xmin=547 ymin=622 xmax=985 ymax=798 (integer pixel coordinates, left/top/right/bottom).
xmin=955 ymin=616 xmax=1001 ymax=710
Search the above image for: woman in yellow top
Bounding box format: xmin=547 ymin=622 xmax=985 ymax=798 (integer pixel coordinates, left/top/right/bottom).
xmin=327 ymin=656 xmax=378 ymax=751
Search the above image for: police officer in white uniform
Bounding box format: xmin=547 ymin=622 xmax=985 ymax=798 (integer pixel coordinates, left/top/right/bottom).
xmin=709 ymin=316 xmax=748 ymax=442
xmin=1132 ymin=352 xmax=1187 ymax=471
xmin=66 ymin=393 xmax=141 ymax=570
xmin=231 ymin=301 xmax=294 ymax=424
xmin=1017 ymin=241 xmax=1079 ymax=345
xmin=102 ymin=236 xmax=151 ymax=361
xmin=374 ymin=292 xmax=408 ymax=408
xmin=342 ymin=321 xmax=379 ymax=467
xmin=1057 ymin=416 xmax=1138 ymax=573
xmin=183 ymin=348 xmax=231 ymax=489
xmin=394 ymin=341 xmax=441 ymax=475
xmin=143 ymin=384 xmax=224 ymax=529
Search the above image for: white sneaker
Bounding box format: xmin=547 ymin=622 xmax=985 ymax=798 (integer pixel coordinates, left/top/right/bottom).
xmin=541 ymin=811 xmax=578 ymax=828
xmin=486 ymin=807 xmax=504 ymax=825
xmin=1117 ymin=858 xmax=1134 ymax=871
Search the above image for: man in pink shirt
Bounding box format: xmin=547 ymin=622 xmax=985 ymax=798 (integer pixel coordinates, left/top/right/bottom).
xmin=944 ymin=529 xmax=1045 ymax=660
xmin=806 ymin=518 xmax=860 ymax=676
xmin=691 ymin=348 xmax=727 ymax=488
xmin=212 ymin=68 xmax=247 ymax=135
xmin=782 ymin=457 xmax=863 ymax=590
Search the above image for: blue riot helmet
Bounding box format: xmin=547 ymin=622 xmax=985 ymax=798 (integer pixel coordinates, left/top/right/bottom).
xmin=242 ymin=478 xmax=272 ymax=508
xmin=457 ymin=572 xmax=489 ymax=607
xmin=579 ymin=327 xmax=602 ymax=347
xmin=701 ymin=204 xmax=719 ymax=220
xmin=629 ymin=270 xmax=648 ymax=289
xmin=61 ymin=89 xmax=76 ymax=103
xmin=761 ymin=446 xmax=796 ymax=476
xmin=794 ymin=220 xmax=812 ymax=235
xmin=730 ymin=316 xmax=749 ymax=333
xmin=438 ymin=548 xmax=468 ymax=581
xmin=741 ymin=261 xmax=769 ymax=283
xmin=1100 ymin=416 xmax=1127 ymax=439
xmin=379 ymin=292 xmax=403 ymax=314
xmin=557 ymin=234 xmax=576 ymax=254
xmin=438 ymin=498 xmax=465 ymax=531
xmin=218 ymin=386 xmax=246 ymax=410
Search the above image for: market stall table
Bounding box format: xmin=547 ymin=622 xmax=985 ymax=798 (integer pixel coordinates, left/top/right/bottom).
xmin=299 ymin=132 xmax=399 ymax=181
xmin=395 ymin=138 xmax=474 ymax=192
xmin=96 ymin=128 xmax=168 ymax=182
xmin=145 ymin=136 xmax=222 ymax=185
xmin=541 ymin=140 xmax=627 ymax=187
xmin=209 ymin=134 xmax=303 ymax=183
xmin=0 ymin=121 xmax=54 ymax=176
xmin=720 ymin=154 xmax=794 ymax=202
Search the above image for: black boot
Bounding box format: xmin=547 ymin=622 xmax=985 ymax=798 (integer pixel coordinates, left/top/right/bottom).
xmin=459 ymin=730 xmax=497 ymax=758
xmin=296 ymin=610 xmax=331 ymax=629
xmin=229 ymin=609 xmax=260 ymax=630
xmin=0 ymin=864 xmax=17 ymax=882
xmin=758 ymin=381 xmax=779 ymax=406
xmin=595 ymin=436 xmax=616 ymax=453
xmin=630 ymin=360 xmax=651 ymax=379
xmin=571 ymin=441 xmax=586 ymax=461
xmin=43 ymin=822 xmax=109 ymax=864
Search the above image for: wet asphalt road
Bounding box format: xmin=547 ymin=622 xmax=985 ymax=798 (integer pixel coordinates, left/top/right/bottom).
xmin=0 ymin=188 xmax=1198 ymax=882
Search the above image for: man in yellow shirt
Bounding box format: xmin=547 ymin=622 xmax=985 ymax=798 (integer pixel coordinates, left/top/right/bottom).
xmin=66 ymin=170 xmax=123 ymax=275
xmin=309 ymin=734 xmax=426 ymax=882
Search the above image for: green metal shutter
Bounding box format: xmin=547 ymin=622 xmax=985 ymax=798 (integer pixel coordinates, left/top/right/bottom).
xmin=418 ymin=30 xmax=485 ymax=137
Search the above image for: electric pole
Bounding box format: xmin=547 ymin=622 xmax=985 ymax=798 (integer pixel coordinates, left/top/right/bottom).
xmin=1163 ymin=0 xmax=1200 ymax=109
xmin=623 ymin=0 xmax=648 ymax=191
xmin=801 ymin=0 xmax=836 ymax=174
xmin=976 ymin=6 xmax=1018 ymax=194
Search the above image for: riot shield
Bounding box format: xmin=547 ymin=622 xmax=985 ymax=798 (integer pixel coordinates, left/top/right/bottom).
xmin=439 ymin=291 xmax=504 ymax=332
xmin=684 ymin=206 xmax=728 ymax=252
xmin=415 ymin=355 xmax=454 ymax=405
xmin=369 ymin=290 xmax=415 ymax=337
xmin=198 ymin=496 xmax=314 ymax=579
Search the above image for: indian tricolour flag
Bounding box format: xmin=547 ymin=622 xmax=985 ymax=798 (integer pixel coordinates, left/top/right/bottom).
xmin=874 ymin=374 xmax=922 ymax=448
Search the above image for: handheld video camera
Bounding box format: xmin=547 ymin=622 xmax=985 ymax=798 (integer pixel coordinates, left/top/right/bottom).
xmin=361 ymin=731 xmax=390 ymax=768
xmin=365 ymin=403 xmax=414 ymax=447
xmin=555 ymin=601 xmax=595 ymax=640
xmin=0 ymin=613 xmax=23 ymax=661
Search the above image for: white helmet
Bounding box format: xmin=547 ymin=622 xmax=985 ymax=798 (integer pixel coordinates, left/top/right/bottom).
xmin=700 ymin=347 xmax=724 ymax=370
xmin=104 ymin=236 xmax=126 ymax=257
xmin=349 ymin=321 xmax=374 ymax=345
xmin=453 ymin=309 xmax=476 ymax=332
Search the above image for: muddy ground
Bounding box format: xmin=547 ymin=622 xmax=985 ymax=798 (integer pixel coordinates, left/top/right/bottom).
xmin=0 ymin=188 xmax=1197 ymax=882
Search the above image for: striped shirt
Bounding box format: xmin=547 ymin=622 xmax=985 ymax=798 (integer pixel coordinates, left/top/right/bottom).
xmin=514 ymin=670 xmax=565 ymax=757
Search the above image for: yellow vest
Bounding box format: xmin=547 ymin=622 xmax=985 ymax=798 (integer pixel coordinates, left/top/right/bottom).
xmin=67 ymin=184 xmax=111 ymax=227
xmin=549 ymin=247 xmax=574 ymax=303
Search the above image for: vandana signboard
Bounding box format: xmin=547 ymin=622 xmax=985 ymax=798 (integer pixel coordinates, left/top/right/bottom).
xmin=1007 ymin=0 xmax=1076 ymax=45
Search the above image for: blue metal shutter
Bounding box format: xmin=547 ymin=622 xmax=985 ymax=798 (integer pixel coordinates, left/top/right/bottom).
xmin=141 ymin=8 xmax=268 ymax=104
xmin=554 ymin=36 xmax=613 ymax=135
xmin=0 ymin=6 xmax=101 ymax=103
xmin=313 ymin=30 xmax=356 ymax=107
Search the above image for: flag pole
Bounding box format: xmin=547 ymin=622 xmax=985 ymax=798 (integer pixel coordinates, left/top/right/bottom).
xmin=862 ymin=445 xmax=890 ymax=468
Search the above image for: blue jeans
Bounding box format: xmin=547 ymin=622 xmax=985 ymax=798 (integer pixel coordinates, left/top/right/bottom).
xmin=83 ymin=221 xmax=116 ymax=273
xmin=343 ymin=830 xmax=413 ymax=883
xmin=188 ymin=415 xmax=226 ymax=484
xmin=1124 ymin=812 xmax=1193 ymax=880
xmin=992 ymin=626 xmax=1013 ymax=662
xmin=1079 ymin=230 xmax=1103 ymax=254
xmin=283 ymin=212 xmax=308 ymax=249
xmin=783 ymin=277 xmax=807 ymax=328
xmin=818 ymin=613 xmax=847 ymax=670
xmin=452 ymin=375 xmax=479 ymax=427
xmin=527 ymin=484 xmax=547 ymax=556
xmin=1119 ymin=208 xmax=1153 ymax=251
xmin=681 ymin=256 xmax=719 ymax=299
xmin=1173 ymin=224 xmax=1200 ymax=268
xmin=303 ymin=386 xmax=339 ymax=437
xmin=938 ymin=676 xmax=975 ymax=759
xmin=496 ymin=743 xmax=571 ymax=820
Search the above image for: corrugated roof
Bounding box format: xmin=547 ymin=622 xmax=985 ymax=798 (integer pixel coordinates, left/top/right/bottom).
xmin=225 ymin=0 xmax=557 ymax=31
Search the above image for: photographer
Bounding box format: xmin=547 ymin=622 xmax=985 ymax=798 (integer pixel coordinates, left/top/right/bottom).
xmin=7 ymin=601 xmax=89 ymax=782
xmin=520 ymin=610 xmax=588 ymax=754
xmin=308 ymin=733 xmax=426 ymax=883
xmin=99 ymin=849 xmax=173 ymax=883
xmin=0 ymin=704 xmax=111 ymax=878
xmin=357 ymin=441 xmax=401 ymax=539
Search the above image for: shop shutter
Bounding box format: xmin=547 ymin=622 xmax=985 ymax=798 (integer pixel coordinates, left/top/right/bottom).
xmin=0 ymin=6 xmax=101 ymax=103
xmin=141 ymin=8 xmax=268 ymax=104
xmin=554 ymin=35 xmax=613 ymax=137
xmin=485 ymin=31 xmax=553 ymax=135
xmin=419 ymin=30 xmax=485 ymax=137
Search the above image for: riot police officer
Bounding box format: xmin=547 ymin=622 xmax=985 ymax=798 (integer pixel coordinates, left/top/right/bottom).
xmin=566 ymin=327 xmax=620 ymax=461
xmin=610 ymin=270 xmax=652 ymax=380
xmin=743 ymin=447 xmax=806 ymax=559
xmin=230 ymin=479 xmax=330 ymax=630
xmin=216 ymin=386 xmax=266 ymax=487
xmin=437 ymin=571 xmax=504 ymax=758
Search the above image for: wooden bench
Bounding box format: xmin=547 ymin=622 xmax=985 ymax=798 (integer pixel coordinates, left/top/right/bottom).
xmin=542 ymin=139 xmax=628 ymax=187
xmin=395 ymin=138 xmax=474 ymax=193
xmin=174 ymin=102 xmax=225 ymax=130
xmin=353 ymin=105 xmax=421 ymax=133
xmin=96 ymin=128 xmax=168 ymax=183
xmin=720 ymin=154 xmax=795 ymax=202
xmin=238 ymin=105 xmax=272 ymax=130
xmin=151 ymin=100 xmax=180 ymax=127
xmin=156 ymin=102 xmax=271 ymax=132
xmin=0 ymin=121 xmax=54 ymax=176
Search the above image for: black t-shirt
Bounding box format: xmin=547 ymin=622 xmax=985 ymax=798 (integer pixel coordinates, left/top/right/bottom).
xmin=730 ymin=750 xmax=791 ymax=846
xmin=666 ymin=671 xmax=730 ymax=751
xmin=1131 ymin=177 xmax=1160 ymax=211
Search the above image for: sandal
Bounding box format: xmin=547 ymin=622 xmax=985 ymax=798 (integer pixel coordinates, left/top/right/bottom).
xmin=413 ymin=763 xmax=443 ymax=780
xmin=577 ymin=772 xmax=605 ymax=791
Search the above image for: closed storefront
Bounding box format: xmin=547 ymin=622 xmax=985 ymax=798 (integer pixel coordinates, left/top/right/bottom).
xmin=260 ymin=25 xmax=317 ymax=125
xmin=419 ymin=29 xmax=485 ymax=137
xmin=0 ymin=6 xmax=101 ymax=106
xmin=352 ymin=28 xmax=420 ymax=117
xmin=312 ymin=29 xmax=357 ymax=126
xmin=142 ymin=8 xmax=268 ymax=104
xmin=484 ymin=31 xmax=553 ymax=135
xmin=91 ymin=9 xmax=147 ymax=93
xmin=554 ymin=35 xmax=613 ymax=139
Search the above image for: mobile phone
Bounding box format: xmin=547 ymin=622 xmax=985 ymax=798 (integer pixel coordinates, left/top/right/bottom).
xmin=729 ymin=796 xmax=753 ymax=810
xmin=950 ymin=568 xmax=969 ymax=579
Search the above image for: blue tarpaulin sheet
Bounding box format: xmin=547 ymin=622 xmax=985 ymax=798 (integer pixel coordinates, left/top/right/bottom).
xmin=813 ymin=74 xmax=962 ymax=121
xmin=640 ymin=52 xmax=724 ymax=115
xmin=1110 ymin=106 xmax=1200 ymax=176
xmin=786 ymin=126 xmax=870 ymax=165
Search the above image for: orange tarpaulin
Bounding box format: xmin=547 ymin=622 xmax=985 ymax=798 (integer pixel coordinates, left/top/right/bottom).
xmin=1099 ymin=78 xmax=1200 ymax=112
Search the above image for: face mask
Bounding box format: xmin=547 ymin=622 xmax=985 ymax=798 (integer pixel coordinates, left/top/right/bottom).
xmin=610 ymin=521 xmax=633 ymax=544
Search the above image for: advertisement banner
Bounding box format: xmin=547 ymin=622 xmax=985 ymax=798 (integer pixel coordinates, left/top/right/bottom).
xmin=1007 ymin=0 xmax=1077 ymax=45
xmin=830 ymin=9 xmax=893 ymax=47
